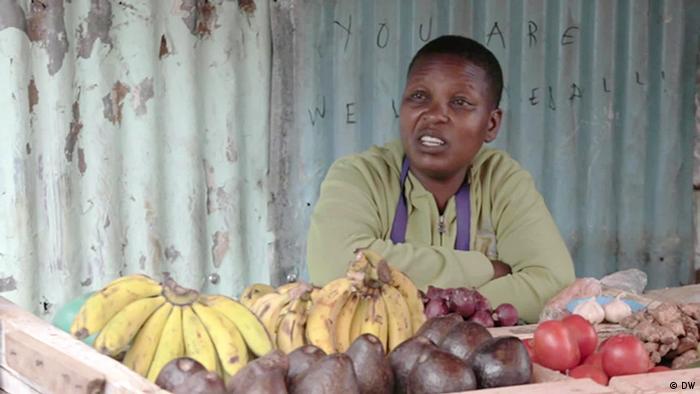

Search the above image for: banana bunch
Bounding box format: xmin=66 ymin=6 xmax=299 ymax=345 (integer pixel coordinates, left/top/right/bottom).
xmin=306 ymin=249 xmax=425 ymax=354
xmin=243 ymin=281 xmax=317 ymax=354
xmin=70 ymin=274 xmax=273 ymax=382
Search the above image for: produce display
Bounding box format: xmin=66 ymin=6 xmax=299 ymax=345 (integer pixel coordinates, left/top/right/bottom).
xmin=303 ymin=249 xmax=426 ymax=354
xmin=70 ymin=274 xmax=273 ymax=382
xmin=65 ymin=253 xmax=700 ymax=393
xmin=528 ymin=313 xmax=659 ymax=386
xmin=620 ymin=302 xmax=700 ymax=368
xmin=421 ymin=285 xmax=519 ymax=327
xmin=243 ymin=282 xmax=317 ymax=353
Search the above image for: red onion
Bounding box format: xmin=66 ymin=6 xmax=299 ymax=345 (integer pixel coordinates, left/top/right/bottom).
xmin=473 ymin=293 xmax=492 ymax=312
xmin=448 ymin=288 xmax=477 ymax=319
xmin=492 ymin=303 xmax=519 ymax=327
xmin=424 ymin=298 xmax=450 ymax=319
xmin=468 ymin=310 xmax=495 ymax=327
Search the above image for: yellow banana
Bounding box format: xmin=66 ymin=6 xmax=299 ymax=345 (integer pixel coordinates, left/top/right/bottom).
xmin=192 ymin=302 xmax=249 ymax=377
xmin=276 ymin=298 xmax=308 ymax=353
xmin=359 ymin=249 xmax=425 ymax=334
xmin=381 ymin=284 xmax=413 ymax=351
xmin=360 ymin=292 xmax=389 ymax=353
xmin=350 ymin=295 xmax=369 ymax=344
xmin=239 ymin=283 xmax=275 ymax=309
xmin=93 ymin=295 xmax=165 ymax=356
xmin=252 ymin=292 xmax=291 ymax=343
xmin=182 ymin=306 xmax=218 ymax=373
xmin=334 ymin=293 xmax=360 ymax=353
xmin=147 ymin=306 xmax=185 ymax=382
xmin=390 ymin=268 xmax=425 ymax=334
xmin=123 ymin=302 xmax=173 ymax=376
xmin=305 ymin=277 xmax=355 ymax=354
xmin=199 ymin=295 xmax=273 ymax=357
xmin=71 ymin=278 xmax=163 ymax=339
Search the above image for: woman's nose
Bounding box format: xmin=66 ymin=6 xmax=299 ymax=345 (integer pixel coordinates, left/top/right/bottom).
xmin=422 ymin=102 xmax=449 ymax=123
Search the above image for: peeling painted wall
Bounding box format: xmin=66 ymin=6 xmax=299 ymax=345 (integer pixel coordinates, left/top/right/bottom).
xmin=1 ymin=0 xmax=699 ymax=319
xmin=0 ymin=0 xmax=271 ymax=317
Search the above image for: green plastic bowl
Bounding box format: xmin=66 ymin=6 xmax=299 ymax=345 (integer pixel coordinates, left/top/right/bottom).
xmin=52 ymin=292 xmax=97 ymax=346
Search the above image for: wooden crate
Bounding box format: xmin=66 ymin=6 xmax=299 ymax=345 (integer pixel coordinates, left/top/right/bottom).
xmin=0 ymin=297 xmax=166 ymax=394
xmin=484 ymin=322 xmax=700 ymax=393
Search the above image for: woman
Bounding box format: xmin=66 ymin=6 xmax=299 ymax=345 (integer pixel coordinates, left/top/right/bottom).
xmin=306 ymin=35 xmax=575 ymax=323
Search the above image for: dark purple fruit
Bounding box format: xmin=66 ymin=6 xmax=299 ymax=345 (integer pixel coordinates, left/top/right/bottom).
xmin=467 ymin=336 xmax=532 ymax=388
xmin=388 ymin=335 xmax=439 ymax=394
xmin=345 ymin=334 xmax=394 ymax=394
xmin=155 ymin=357 xmax=206 ymax=392
xmin=407 ymin=348 xmax=477 ymax=393
xmin=439 ymin=321 xmax=493 ymax=362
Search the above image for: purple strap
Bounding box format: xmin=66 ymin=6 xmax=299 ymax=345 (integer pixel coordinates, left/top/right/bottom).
xmin=390 ymin=157 xmax=471 ymax=250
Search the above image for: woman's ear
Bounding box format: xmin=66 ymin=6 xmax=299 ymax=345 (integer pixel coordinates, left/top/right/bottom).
xmin=484 ymin=108 xmax=502 ymax=143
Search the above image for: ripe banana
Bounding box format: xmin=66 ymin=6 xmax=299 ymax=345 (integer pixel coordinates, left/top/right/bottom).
xmin=199 ymin=294 xmax=273 ymax=357
xmin=381 ymin=284 xmax=412 ymax=351
xmin=349 ymin=295 xmax=369 ymax=347
xmin=192 ymin=302 xmax=249 ymax=377
xmin=252 ymin=292 xmax=291 ymax=343
xmin=305 ymin=277 xmax=355 ymax=354
xmin=360 ymin=292 xmax=389 ymax=352
xmin=182 ymin=306 xmax=218 ymax=373
xmin=239 ymin=283 xmax=275 ymax=309
xmin=71 ymin=276 xmax=163 ymax=339
xmin=147 ymin=306 xmax=185 ymax=382
xmin=389 ymin=267 xmax=425 ymax=334
xmin=276 ymin=298 xmax=308 ymax=353
xmin=93 ymin=295 xmax=166 ymax=356
xmin=334 ymin=293 xmax=360 ymax=353
xmin=361 ymin=249 xmax=425 ymax=334
xmin=123 ymin=302 xmax=174 ymax=376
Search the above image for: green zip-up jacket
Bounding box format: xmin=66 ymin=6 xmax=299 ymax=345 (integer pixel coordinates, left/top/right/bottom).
xmin=306 ymin=140 xmax=575 ymax=322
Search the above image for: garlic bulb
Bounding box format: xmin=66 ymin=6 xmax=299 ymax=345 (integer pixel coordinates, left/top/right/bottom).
xmin=573 ymin=297 xmax=605 ymax=324
xmin=604 ymin=294 xmax=632 ymax=323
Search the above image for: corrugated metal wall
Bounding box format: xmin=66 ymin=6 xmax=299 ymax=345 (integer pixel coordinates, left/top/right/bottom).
xmin=0 ymin=0 xmax=273 ymax=317
xmin=1 ymin=0 xmax=699 ymax=318
xmin=269 ymin=0 xmax=700 ymax=289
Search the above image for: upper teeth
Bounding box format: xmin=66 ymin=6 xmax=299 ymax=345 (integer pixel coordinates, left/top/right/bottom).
xmin=420 ymin=136 xmax=445 ymax=146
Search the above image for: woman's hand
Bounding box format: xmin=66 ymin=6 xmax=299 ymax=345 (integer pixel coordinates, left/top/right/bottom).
xmin=491 ymin=259 xmax=512 ymax=279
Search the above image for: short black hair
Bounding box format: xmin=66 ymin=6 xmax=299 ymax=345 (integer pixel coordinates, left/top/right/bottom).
xmin=407 ymin=35 xmax=504 ymax=108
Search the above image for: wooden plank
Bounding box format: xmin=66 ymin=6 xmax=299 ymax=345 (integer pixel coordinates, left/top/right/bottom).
xmin=0 ymin=297 xmax=167 ymax=394
xmin=644 ymin=284 xmax=700 ymax=305
xmin=5 ymin=330 xmax=105 ymax=393
xmin=0 ymin=365 xmax=42 ymax=394
xmin=471 ymin=378 xmax=614 ymax=393
xmin=608 ymin=368 xmax=700 ymax=393
xmin=488 ymin=323 xmax=629 ymax=340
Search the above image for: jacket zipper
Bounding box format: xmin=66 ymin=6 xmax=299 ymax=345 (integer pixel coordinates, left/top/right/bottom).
xmin=438 ymin=215 xmax=446 ymax=245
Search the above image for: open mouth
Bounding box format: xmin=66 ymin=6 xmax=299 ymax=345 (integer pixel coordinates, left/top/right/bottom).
xmin=419 ymin=135 xmax=446 ymax=147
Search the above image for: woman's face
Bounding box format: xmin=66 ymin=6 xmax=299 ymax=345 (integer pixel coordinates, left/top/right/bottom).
xmin=399 ymin=53 xmax=502 ymax=182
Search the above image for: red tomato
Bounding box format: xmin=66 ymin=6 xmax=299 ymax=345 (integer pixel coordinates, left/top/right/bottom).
xmin=569 ymin=364 xmax=609 ymax=386
xmin=601 ymin=334 xmax=650 ymax=377
xmin=534 ymin=320 xmax=581 ymax=371
xmin=649 ymin=366 xmax=671 ymax=373
xmin=582 ymin=352 xmax=604 ymax=370
xmin=562 ymin=314 xmax=598 ymax=360
xmin=523 ymin=338 xmax=538 ymax=362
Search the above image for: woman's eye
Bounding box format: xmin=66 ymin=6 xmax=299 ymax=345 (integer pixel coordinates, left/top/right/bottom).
xmin=409 ymin=91 xmax=427 ymax=101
